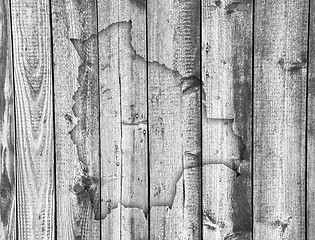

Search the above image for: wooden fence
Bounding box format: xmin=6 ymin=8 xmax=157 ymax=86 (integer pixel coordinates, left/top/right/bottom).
xmin=0 ymin=0 xmax=313 ymax=239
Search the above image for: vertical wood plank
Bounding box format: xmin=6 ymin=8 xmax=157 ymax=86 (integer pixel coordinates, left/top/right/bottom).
xmin=201 ymin=0 xmax=253 ymax=239
xmin=10 ymin=0 xmax=55 ymax=238
xmin=51 ymin=0 xmax=101 ymax=239
xmin=0 ymin=0 xmax=15 ymax=238
xmin=147 ymin=0 xmax=202 ymax=238
xmin=254 ymin=1 xmax=308 ymax=239
xmin=119 ymin=20 xmax=148 ymax=239
xmin=97 ymin=0 xmax=148 ymax=239
xmin=98 ymin=20 xmax=122 ymax=239
xmin=308 ymin=0 xmax=315 ymax=238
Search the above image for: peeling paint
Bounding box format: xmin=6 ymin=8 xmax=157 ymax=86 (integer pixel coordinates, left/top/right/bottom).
xmin=92 ymin=161 xmax=250 ymax=221
xmin=70 ymin=20 xmax=249 ymax=221
xmin=69 ymin=20 xmax=100 ymax=226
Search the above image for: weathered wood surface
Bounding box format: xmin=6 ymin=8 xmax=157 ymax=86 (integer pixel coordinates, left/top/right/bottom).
xmin=10 ymin=0 xmax=55 ymax=238
xmin=51 ymin=0 xmax=101 ymax=239
xmin=148 ymin=0 xmax=202 ymax=239
xmin=202 ymin=0 xmax=252 ymax=239
xmin=2 ymin=0 xmax=315 ymax=239
xmin=0 ymin=0 xmax=15 ymax=238
xmin=308 ymin=1 xmax=315 ymax=239
xmin=254 ymin=0 xmax=308 ymax=239
xmin=98 ymin=0 xmax=148 ymax=239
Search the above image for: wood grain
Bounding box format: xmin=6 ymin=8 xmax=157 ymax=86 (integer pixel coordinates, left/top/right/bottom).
xmin=98 ymin=21 xmax=122 ymax=240
xmin=51 ymin=0 xmax=101 ymax=239
xmin=2 ymin=0 xmax=314 ymax=239
xmin=308 ymin=0 xmax=315 ymax=238
xmin=97 ymin=0 xmax=148 ymax=238
xmin=254 ymin=0 xmax=308 ymax=239
xmin=10 ymin=0 xmax=55 ymax=238
xmin=0 ymin=0 xmax=15 ymax=238
xmin=147 ymin=0 xmax=201 ymax=238
xmin=201 ymin=0 xmax=252 ymax=239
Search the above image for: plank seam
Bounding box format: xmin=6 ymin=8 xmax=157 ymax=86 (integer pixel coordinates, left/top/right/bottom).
xmin=146 ymin=0 xmax=150 ymax=239
xmin=251 ymin=0 xmax=255 ymax=239
xmin=47 ymin=0 xmax=57 ymax=238
xmin=306 ymin=0 xmax=311 ymax=239
xmin=199 ymin=0 xmax=203 ymax=238
xmin=7 ymin=0 xmax=18 ymax=238
xmin=95 ymin=0 xmax=102 ymax=238
xmin=118 ymin=15 xmax=123 ymax=240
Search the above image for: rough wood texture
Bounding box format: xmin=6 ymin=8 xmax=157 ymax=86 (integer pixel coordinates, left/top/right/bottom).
xmin=308 ymin=0 xmax=315 ymax=238
xmin=254 ymin=0 xmax=308 ymax=239
xmin=10 ymin=0 xmax=55 ymax=238
xmin=98 ymin=21 xmax=122 ymax=239
xmin=148 ymin=0 xmax=201 ymax=238
xmin=201 ymin=0 xmax=252 ymax=239
xmin=2 ymin=0 xmax=315 ymax=239
xmin=97 ymin=0 xmax=148 ymax=238
xmin=0 ymin=0 xmax=15 ymax=238
xmin=51 ymin=0 xmax=101 ymax=239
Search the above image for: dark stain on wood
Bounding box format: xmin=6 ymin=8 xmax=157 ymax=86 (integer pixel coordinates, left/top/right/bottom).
xmin=130 ymin=216 xmax=135 ymax=240
xmin=225 ymin=0 xmax=252 ymax=14
xmin=225 ymin=231 xmax=252 ymax=239
xmin=70 ymin=35 xmax=98 ymax=165
xmin=0 ymin=169 xmax=12 ymax=226
xmin=214 ymin=0 xmax=221 ymax=7
xmin=0 ymin=0 xmax=8 ymax=121
xmin=308 ymin=78 xmax=315 ymax=136
xmin=0 ymin=0 xmax=15 ymax=237
xmin=181 ymin=75 xmax=201 ymax=95
xmin=232 ymin=40 xmax=252 ymax=157
xmin=231 ymin=169 xmax=252 ymax=234
xmin=278 ymin=57 xmax=307 ymax=72
xmin=130 ymin=0 xmax=146 ymax=9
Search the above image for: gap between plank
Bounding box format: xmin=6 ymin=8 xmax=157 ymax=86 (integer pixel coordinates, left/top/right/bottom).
xmin=47 ymin=0 xmax=57 ymax=238
xmin=251 ymin=0 xmax=255 ymax=239
xmin=95 ymin=0 xmax=102 ymax=238
xmin=199 ymin=0 xmax=203 ymax=237
xmin=7 ymin=0 xmax=18 ymax=238
xmin=145 ymin=0 xmax=150 ymax=239
xmin=306 ymin=1 xmax=311 ymax=239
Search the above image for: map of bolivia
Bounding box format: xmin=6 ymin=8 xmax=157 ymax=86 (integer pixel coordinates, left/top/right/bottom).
xmin=70 ymin=20 xmax=251 ymax=227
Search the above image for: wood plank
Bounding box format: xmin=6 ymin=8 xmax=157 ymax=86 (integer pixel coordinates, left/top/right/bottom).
xmin=97 ymin=0 xmax=148 ymax=238
xmin=0 ymin=0 xmax=16 ymax=238
xmin=10 ymin=0 xmax=55 ymax=238
xmin=201 ymin=0 xmax=252 ymax=239
xmin=118 ymin=20 xmax=148 ymax=239
xmin=254 ymin=0 xmax=308 ymax=239
xmin=308 ymin=0 xmax=315 ymax=238
xmin=98 ymin=21 xmax=122 ymax=240
xmin=51 ymin=0 xmax=101 ymax=239
xmin=147 ymin=0 xmax=202 ymax=238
